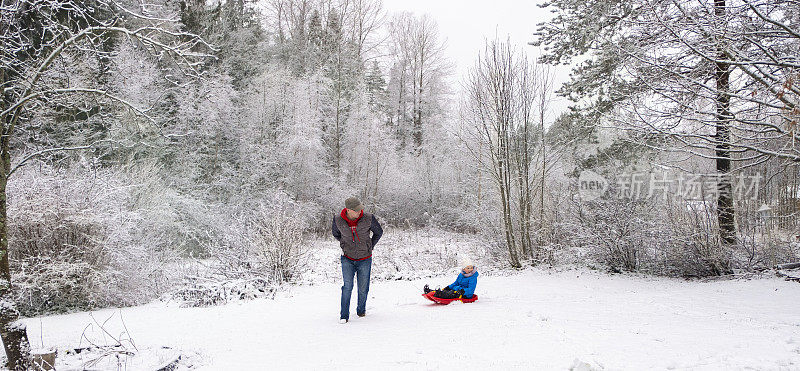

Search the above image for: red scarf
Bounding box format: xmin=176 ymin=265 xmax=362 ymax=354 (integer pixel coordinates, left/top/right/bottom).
xmin=340 ymin=208 xmax=363 ymax=243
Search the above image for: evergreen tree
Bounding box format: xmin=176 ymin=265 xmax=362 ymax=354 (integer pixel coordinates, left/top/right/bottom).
xmin=533 ymin=0 xmax=800 ymax=250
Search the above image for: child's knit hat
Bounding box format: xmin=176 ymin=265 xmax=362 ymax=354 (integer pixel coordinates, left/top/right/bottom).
xmin=458 ymin=253 xmax=474 ymax=268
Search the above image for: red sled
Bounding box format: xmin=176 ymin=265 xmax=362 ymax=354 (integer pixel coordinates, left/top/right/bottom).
xmin=422 ymin=291 xmax=479 ymax=305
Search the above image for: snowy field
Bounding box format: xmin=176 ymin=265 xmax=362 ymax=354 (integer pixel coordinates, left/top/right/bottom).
xmin=25 ymin=265 xmax=800 ymax=370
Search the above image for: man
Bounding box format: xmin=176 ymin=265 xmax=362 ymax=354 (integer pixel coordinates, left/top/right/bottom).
xmin=332 ymin=197 xmax=383 ymax=324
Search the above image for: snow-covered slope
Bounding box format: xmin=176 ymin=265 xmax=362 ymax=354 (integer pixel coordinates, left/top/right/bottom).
xmin=26 ymin=268 xmax=800 ymax=370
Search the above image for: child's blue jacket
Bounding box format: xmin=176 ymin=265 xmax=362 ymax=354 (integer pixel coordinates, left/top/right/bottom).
xmin=448 ymin=270 xmax=478 ymax=298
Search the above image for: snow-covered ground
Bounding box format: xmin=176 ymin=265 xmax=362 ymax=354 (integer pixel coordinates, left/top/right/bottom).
xmin=26 ymin=266 xmax=800 ymax=370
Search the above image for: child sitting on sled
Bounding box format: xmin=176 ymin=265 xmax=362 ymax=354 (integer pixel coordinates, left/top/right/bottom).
xmin=424 ymin=263 xmax=478 ymax=299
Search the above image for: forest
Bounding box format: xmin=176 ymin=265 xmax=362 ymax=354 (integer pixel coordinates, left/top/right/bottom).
xmin=1 ymin=0 xmax=799 ymax=369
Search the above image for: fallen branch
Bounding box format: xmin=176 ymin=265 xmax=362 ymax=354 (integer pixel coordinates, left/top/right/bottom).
xmin=774 ymin=262 xmax=800 ymax=270
xmin=155 ymin=355 xmax=183 ymax=371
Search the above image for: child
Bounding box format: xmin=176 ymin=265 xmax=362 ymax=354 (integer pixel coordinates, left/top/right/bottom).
xmin=424 ymin=264 xmax=478 ymax=299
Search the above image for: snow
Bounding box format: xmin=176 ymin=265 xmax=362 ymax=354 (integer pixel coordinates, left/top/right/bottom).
xmin=23 ymin=268 xmax=800 ymax=370
xmin=298 ymin=228 xmax=498 ymax=284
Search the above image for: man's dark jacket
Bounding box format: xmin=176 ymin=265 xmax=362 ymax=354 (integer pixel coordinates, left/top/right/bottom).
xmin=332 ymin=211 xmax=383 ymax=260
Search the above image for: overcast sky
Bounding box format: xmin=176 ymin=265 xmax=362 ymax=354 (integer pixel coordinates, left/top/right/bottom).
xmin=382 ymin=0 xmax=573 ymax=118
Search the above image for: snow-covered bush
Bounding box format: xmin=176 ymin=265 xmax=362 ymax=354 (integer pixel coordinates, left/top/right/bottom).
xmin=658 ymin=201 xmax=734 ymax=276
xmin=171 ymin=274 xmax=276 ymax=307
xmin=172 ymin=192 xmax=311 ymax=306
xmin=568 ymin=192 xmax=742 ymax=277
xmin=214 ymin=196 xmax=309 ymax=283
xmin=8 ymin=166 xmax=118 ymax=315
xmin=572 ymin=197 xmax=658 ymax=272
xmin=250 ymin=206 xmax=307 ymax=282
xmin=13 ymin=257 xmax=106 ymax=315
xmin=7 ymin=163 xmax=199 ymax=315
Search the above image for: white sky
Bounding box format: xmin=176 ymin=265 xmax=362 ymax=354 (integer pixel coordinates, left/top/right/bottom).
xmin=382 ymin=0 xmax=573 ymax=119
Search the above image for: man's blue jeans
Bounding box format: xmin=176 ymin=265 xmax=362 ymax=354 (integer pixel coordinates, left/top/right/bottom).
xmin=340 ymin=255 xmax=371 ymax=320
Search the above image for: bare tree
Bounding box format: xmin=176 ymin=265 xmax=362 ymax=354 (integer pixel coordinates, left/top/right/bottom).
xmin=515 ymin=58 xmax=555 ymax=261
xmin=513 ymin=57 xmax=535 ymax=260
xmin=0 ymin=1 xmax=208 ymax=367
xmin=462 ymin=38 xmax=560 ymax=267
xmin=464 ymin=39 xmax=517 ymax=267
xmin=387 ymin=13 xmax=413 ymax=146
xmin=266 ymin=0 xmax=385 ymax=171
xmin=387 ymin=12 xmax=450 ymax=152
xmin=339 ymin=0 xmax=385 ymax=60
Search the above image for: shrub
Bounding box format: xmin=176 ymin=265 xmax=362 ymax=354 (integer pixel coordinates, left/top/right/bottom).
xmin=7 ymin=164 xmax=191 ymax=315
xmin=172 ymin=193 xmax=310 ymax=307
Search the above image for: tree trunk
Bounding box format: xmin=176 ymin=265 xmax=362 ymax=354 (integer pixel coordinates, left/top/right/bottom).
xmin=515 ymin=127 xmax=531 ymax=260
xmin=413 ymin=60 xmax=424 ymax=151
xmin=715 ymin=0 xmax=736 ymax=246
xmin=397 ymin=63 xmax=406 ymax=149
xmin=477 ymin=141 xmax=482 ymax=208
xmin=0 ymin=134 xmax=31 ymax=370
xmin=334 ymin=87 xmax=342 ymax=171
xmin=537 ymin=97 xmax=547 ymax=262
xmin=499 ymin=134 xmax=520 ymax=268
